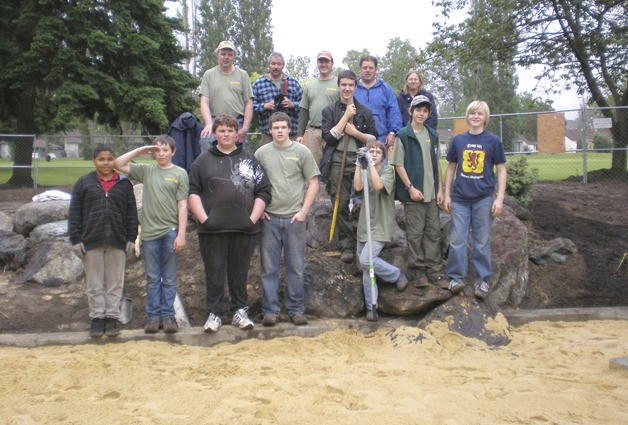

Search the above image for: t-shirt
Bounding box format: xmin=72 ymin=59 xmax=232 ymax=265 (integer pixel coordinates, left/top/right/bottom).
xmin=254 ymin=141 xmax=320 ymax=217
xmin=446 ymin=130 xmax=506 ymax=204
xmin=356 ymin=165 xmax=396 ymax=243
xmin=301 ymin=78 xmax=339 ymax=127
xmin=129 ymin=163 xmax=189 ymax=241
xmin=390 ymin=127 xmax=436 ymax=201
xmin=199 ymin=66 xmax=253 ymax=118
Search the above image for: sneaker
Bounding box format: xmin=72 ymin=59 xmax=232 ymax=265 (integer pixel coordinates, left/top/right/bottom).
xmin=366 ymin=309 xmax=378 ymax=322
xmin=104 ymin=317 xmax=120 ymax=337
xmin=448 ymin=279 xmax=466 ymax=295
xmin=290 ymin=313 xmax=308 ymax=326
xmin=162 ymin=317 xmax=178 ymax=334
xmin=204 ymin=313 xmax=222 ymax=333
xmin=144 ymin=320 xmax=160 ymax=334
xmin=232 ymin=307 xmax=254 ymax=330
xmin=262 ymin=314 xmax=277 ymax=327
xmin=413 ymin=268 xmax=430 ymax=288
xmin=340 ymin=251 xmax=354 ymax=263
xmin=474 ymin=281 xmax=490 ymax=300
xmin=89 ymin=318 xmax=105 ymax=338
xmin=395 ymin=271 xmax=409 ymax=292
xmin=428 ymin=270 xmax=449 ymax=289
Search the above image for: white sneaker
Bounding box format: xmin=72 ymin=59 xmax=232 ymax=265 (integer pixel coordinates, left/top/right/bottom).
xmin=203 ymin=313 xmax=222 ymax=333
xmin=474 ymin=281 xmax=490 ymax=300
xmin=448 ymin=279 xmax=465 ymax=294
xmin=232 ymin=307 xmax=254 ymax=330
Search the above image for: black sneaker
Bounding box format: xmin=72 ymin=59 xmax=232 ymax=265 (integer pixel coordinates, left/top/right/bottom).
xmin=104 ymin=317 xmax=120 ymax=337
xmin=162 ymin=317 xmax=178 ymax=334
xmin=366 ymin=309 xmax=378 ymax=322
xmin=89 ymin=318 xmax=105 ymax=338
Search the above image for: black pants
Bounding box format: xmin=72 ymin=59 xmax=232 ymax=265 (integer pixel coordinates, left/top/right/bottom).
xmin=198 ymin=232 xmax=257 ymax=318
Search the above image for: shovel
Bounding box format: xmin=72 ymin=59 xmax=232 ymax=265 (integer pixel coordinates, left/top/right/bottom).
xmin=360 ymin=153 xmax=378 ymax=320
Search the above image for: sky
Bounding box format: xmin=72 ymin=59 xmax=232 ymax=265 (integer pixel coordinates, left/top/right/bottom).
xmin=270 ymin=0 xmax=582 ymax=111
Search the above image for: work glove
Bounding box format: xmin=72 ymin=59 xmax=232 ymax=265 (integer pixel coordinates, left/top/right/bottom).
xmin=72 ymin=243 xmax=85 ymax=259
xmin=126 ymin=242 xmax=135 ymax=255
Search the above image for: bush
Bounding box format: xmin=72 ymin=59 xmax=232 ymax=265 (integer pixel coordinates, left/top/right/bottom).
xmin=592 ymin=133 xmax=613 ymax=151
xmin=506 ymin=155 xmax=538 ymax=205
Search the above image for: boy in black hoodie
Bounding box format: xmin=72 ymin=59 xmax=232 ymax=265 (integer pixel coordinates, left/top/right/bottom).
xmin=68 ymin=145 xmax=138 ymax=338
xmin=188 ymin=114 xmax=271 ymax=333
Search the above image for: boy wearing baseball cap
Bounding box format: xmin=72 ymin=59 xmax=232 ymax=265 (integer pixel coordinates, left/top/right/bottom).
xmin=390 ymin=95 xmax=445 ymax=288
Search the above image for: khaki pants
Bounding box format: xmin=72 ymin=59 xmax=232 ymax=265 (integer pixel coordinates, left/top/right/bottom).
xmin=83 ymin=245 xmax=127 ymax=319
xmin=304 ymin=127 xmax=324 ymax=165
xmin=403 ymin=200 xmax=442 ymax=274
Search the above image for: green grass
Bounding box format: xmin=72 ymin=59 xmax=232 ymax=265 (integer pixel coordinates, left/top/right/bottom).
xmin=0 ymin=152 xmax=625 ymax=186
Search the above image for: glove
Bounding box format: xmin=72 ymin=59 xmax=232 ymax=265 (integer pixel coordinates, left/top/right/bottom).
xmin=126 ymin=242 xmax=135 ymax=255
xmin=72 ymin=243 xmax=85 ymax=259
xmin=356 ymin=147 xmax=369 ymax=158
xmin=364 ymin=150 xmax=375 ymax=168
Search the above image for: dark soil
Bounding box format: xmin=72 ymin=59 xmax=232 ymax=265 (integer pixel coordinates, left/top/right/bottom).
xmin=0 ymin=181 xmax=627 ymax=334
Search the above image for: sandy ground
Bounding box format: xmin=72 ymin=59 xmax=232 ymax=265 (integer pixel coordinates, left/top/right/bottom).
xmin=0 ymin=319 xmax=626 ymax=425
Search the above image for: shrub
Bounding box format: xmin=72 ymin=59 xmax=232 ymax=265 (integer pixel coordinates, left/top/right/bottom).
xmin=506 ymin=155 xmax=538 ymax=205
xmin=592 ymin=133 xmax=613 ymax=151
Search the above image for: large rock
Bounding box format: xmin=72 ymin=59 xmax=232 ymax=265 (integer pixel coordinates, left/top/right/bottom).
xmin=0 ymin=211 xmax=13 ymax=232
xmin=419 ymin=294 xmax=511 ymax=346
xmin=13 ymin=200 xmax=69 ymax=236
xmin=20 ymin=241 xmax=83 ymax=287
xmin=0 ymin=230 xmax=27 ymax=270
xmin=29 ymin=220 xmax=69 ymax=243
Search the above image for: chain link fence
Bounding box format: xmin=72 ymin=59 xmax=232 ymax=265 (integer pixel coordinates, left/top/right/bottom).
xmin=1 ymin=107 xmax=627 ymax=189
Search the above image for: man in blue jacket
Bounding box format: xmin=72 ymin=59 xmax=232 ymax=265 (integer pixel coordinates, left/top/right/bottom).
xmin=354 ymin=55 xmax=402 ymax=150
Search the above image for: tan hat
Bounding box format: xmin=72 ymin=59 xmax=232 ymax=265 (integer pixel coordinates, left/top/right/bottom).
xmin=317 ymin=50 xmax=333 ymax=61
xmin=214 ymin=40 xmax=236 ymax=53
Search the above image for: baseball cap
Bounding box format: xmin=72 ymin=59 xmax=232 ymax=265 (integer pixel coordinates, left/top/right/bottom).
xmin=317 ymin=50 xmax=333 ymax=61
xmin=214 ymin=40 xmax=236 ymax=53
xmin=410 ymin=95 xmax=432 ymax=108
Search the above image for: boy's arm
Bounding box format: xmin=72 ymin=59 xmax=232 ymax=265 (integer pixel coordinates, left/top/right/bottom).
xmin=173 ymin=199 xmax=187 ymax=253
xmin=395 ymin=165 xmax=424 ymax=202
xmin=188 ymin=194 xmax=207 ymax=224
xmin=114 ymin=146 xmax=153 ymax=174
xmin=292 ymin=176 xmax=319 ymax=223
xmin=443 ymin=162 xmax=457 ymax=213
xmin=250 ymin=198 xmax=267 ymax=225
xmin=436 ymin=157 xmax=444 ymax=205
xmin=492 ymin=163 xmax=507 ymax=217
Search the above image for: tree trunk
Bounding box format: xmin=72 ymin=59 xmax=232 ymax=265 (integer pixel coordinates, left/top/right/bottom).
xmin=610 ymin=108 xmax=628 ymax=177
xmin=8 ymin=92 xmax=35 ymax=187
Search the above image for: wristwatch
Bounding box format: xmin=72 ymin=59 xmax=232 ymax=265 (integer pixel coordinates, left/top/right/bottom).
xmin=405 ymin=182 xmax=413 ymax=190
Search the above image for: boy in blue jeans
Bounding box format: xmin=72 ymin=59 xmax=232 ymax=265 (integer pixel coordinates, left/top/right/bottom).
xmin=443 ymin=100 xmax=507 ymax=299
xmin=114 ymin=135 xmax=189 ymax=333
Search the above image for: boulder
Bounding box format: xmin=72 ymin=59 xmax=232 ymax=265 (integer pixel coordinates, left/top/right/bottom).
xmin=20 ymin=241 xmax=83 ymax=287
xmin=419 ymin=294 xmax=511 ymax=346
xmin=529 ymin=237 xmax=578 ymax=265
xmin=0 ymin=230 xmax=27 ymax=270
xmin=13 ymin=200 xmax=69 ymax=236
xmin=0 ymin=211 xmax=13 ymax=232
xmin=29 ymin=220 xmax=70 ymax=243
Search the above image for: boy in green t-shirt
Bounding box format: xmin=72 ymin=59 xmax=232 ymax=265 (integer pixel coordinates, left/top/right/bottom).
xmin=254 ymin=112 xmax=320 ymax=326
xmin=354 ymin=141 xmax=408 ymax=322
xmin=114 ymin=135 xmax=189 ymax=334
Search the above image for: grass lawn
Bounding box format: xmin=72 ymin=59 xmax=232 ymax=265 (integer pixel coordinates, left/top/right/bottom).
xmin=0 ymin=152 xmax=624 ymax=187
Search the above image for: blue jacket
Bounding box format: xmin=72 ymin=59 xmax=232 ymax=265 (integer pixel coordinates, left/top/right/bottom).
xmin=168 ymin=112 xmax=205 ymax=173
xmin=354 ymin=79 xmax=402 ymax=141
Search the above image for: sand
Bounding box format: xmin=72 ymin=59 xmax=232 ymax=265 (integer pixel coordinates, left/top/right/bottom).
xmin=0 ymin=319 xmax=627 ymax=425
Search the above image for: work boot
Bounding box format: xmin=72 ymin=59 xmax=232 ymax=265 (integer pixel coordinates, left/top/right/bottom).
xmin=104 ymin=317 xmax=120 ymax=337
xmin=144 ymin=320 xmax=160 ymax=334
xmin=395 ymin=271 xmax=409 ymax=292
xmin=340 ymin=251 xmax=354 ymax=264
xmin=162 ymin=317 xmax=178 ymax=334
xmin=262 ymin=314 xmax=278 ymax=327
xmin=290 ymin=313 xmax=308 ymax=326
xmin=428 ymin=270 xmax=449 ymax=289
xmin=413 ymin=268 xmax=430 ymax=288
xmin=89 ymin=318 xmax=105 ymax=338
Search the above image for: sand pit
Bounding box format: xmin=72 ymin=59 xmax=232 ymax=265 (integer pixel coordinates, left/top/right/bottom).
xmin=0 ymin=319 xmax=627 ymax=424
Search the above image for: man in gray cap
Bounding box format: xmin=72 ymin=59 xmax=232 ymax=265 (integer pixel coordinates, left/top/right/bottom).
xmin=199 ymin=41 xmax=254 ymax=146
xmin=390 ymin=95 xmax=445 ymax=289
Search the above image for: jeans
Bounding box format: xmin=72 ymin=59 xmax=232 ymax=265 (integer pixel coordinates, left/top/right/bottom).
xmin=142 ymin=229 xmax=178 ymax=321
xmin=326 ymin=150 xmax=357 ymax=252
xmin=357 ymin=240 xmax=401 ymax=309
xmin=198 ymin=232 xmax=256 ymax=318
xmin=447 ymin=196 xmax=493 ymax=284
xmin=83 ymin=245 xmax=126 ymax=319
xmin=260 ymin=215 xmax=306 ymax=315
xmin=404 ymin=200 xmax=442 ymax=274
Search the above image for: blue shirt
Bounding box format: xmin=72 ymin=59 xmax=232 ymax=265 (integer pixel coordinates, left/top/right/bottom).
xmin=252 ymin=74 xmax=303 ymax=135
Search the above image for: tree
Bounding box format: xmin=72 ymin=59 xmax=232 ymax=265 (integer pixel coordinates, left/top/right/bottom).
xmin=432 ymin=0 xmax=628 ymax=176
xmin=286 ymin=55 xmax=312 ymax=83
xmin=195 ymin=0 xmax=273 ymax=76
xmin=379 ymin=37 xmax=421 ymax=93
xmin=342 ymin=49 xmax=371 ymax=74
xmin=0 ymin=0 xmax=197 ymax=186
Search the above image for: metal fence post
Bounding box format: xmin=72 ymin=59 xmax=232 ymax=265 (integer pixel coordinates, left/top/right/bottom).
xmin=581 ymin=105 xmax=588 ymax=184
